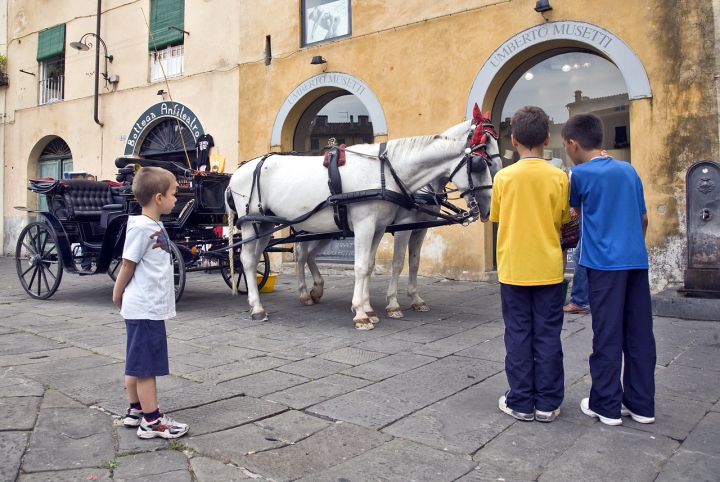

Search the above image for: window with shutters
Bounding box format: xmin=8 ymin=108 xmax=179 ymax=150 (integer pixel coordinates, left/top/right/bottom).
xmin=148 ymin=0 xmax=185 ymax=82
xmin=37 ymin=24 xmax=66 ymax=105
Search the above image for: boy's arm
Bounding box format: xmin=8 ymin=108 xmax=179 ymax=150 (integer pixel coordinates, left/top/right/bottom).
xmin=112 ymin=259 xmax=137 ymax=310
xmin=642 ymin=213 xmax=648 ymax=238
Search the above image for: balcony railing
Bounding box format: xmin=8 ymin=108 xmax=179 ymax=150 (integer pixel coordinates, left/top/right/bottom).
xmin=39 ymin=76 xmax=64 ymax=105
xmin=150 ymin=45 xmax=184 ymax=82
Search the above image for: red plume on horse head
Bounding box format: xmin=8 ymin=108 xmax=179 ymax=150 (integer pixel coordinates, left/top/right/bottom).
xmin=470 ymin=103 xmax=494 ymax=149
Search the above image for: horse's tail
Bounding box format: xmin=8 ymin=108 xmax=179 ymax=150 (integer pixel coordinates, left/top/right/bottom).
xmin=225 ymin=187 xmax=238 ymax=296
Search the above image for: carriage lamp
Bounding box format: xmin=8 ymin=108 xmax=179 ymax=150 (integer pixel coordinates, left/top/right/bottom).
xmin=534 ymin=0 xmax=552 ymax=12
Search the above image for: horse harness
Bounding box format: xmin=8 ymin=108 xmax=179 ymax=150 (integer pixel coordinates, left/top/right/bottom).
xmin=223 ymin=123 xmax=497 ymax=251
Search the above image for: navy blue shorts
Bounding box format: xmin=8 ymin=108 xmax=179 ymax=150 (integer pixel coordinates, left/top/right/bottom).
xmin=125 ymin=319 xmax=169 ymax=377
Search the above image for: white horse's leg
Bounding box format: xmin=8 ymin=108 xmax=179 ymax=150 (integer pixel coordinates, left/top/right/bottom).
xmin=295 ymin=242 xmax=314 ymax=306
xmin=241 ymin=223 xmax=273 ymax=321
xmin=350 ymin=223 xmax=381 ymax=330
xmin=307 ymin=240 xmax=330 ymax=303
xmin=386 ymin=230 xmax=412 ymax=318
xmin=361 ymin=230 xmax=386 ymax=324
xmin=408 ymin=228 xmax=430 ymax=311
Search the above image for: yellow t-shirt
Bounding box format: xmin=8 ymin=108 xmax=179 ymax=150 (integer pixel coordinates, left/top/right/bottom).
xmin=489 ymin=158 xmax=571 ymax=286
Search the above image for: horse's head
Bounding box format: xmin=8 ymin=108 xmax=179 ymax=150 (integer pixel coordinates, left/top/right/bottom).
xmin=443 ymin=104 xmax=502 ymax=222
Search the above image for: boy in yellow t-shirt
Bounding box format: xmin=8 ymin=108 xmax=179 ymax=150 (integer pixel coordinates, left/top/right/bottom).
xmin=489 ymin=106 xmax=570 ymax=423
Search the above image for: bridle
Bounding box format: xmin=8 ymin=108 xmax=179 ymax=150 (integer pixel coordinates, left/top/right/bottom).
xmin=448 ymin=119 xmax=501 ymax=220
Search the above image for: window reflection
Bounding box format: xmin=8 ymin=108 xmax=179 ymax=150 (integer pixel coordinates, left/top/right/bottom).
xmin=498 ymin=52 xmax=630 ymax=170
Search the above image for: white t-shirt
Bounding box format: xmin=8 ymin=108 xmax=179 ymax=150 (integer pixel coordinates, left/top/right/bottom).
xmin=120 ymin=215 xmax=176 ymax=320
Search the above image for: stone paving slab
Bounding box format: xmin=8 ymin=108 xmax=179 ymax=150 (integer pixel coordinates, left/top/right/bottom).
xmin=318 ymin=346 xmax=387 ymax=365
xmin=456 ymin=468 xmax=534 ymax=482
xmin=117 ymin=425 xmax=169 ymax=453
xmin=0 ymin=374 xmax=45 ymax=397
xmin=170 ymin=396 xmax=287 ymax=436
xmin=387 ymin=323 xmax=466 ymax=344
xmin=538 ymin=425 xmax=678 ymax=482
xmin=189 ymin=457 xmax=251 ymax=481
xmin=269 ymin=336 xmax=357 ymax=361
xmin=217 ymin=370 xmax=309 ymax=398
xmin=453 ymin=335 xmax=507 ymax=364
xmin=186 ymin=411 xmax=330 ymax=462
xmin=473 ymin=419 xmax=586 ymax=480
xmin=298 ymin=438 xmax=476 ymax=482
xmin=385 ymin=373 xmax=514 ymax=454
xmin=621 ymin=394 xmax=712 ymax=441
xmin=308 ymin=388 xmax=423 ymax=429
xmin=340 ymin=352 xmax=437 ymax=381
xmin=171 ymin=351 xmax=234 ymax=369
xmin=242 ymin=422 xmax=391 ymax=481
xmin=22 ymin=407 xmax=115 ymax=473
xmin=275 ymin=357 xmax=352 ymax=379
xmin=14 ymin=354 xmax=122 ymax=376
xmin=264 ymin=374 xmax=371 ymax=410
xmin=351 ymin=337 xmax=423 ymax=354
xmin=679 ymin=411 xmax=720 ymax=456
xmin=673 ymin=344 xmax=720 ymax=372
xmin=655 ymin=364 xmax=720 ymax=403
xmin=0 ymin=333 xmax=65 ymax=356
xmin=655 ymin=449 xmax=720 ymax=482
xmin=0 ymin=396 xmax=42 ymax=431
xmin=0 ymin=346 xmax=90 ymax=367
xmin=362 ymin=356 xmax=504 ymax=407
xmin=40 ymin=390 xmax=85 ymax=409
xmin=183 ymin=357 xmax=290 ymax=384
xmin=113 ymin=450 xmax=190 ymax=482
xmin=411 ymin=323 xmax=506 ymax=358
xmin=16 ymin=469 xmax=112 ymax=482
xmin=0 ymin=431 xmax=28 ymax=482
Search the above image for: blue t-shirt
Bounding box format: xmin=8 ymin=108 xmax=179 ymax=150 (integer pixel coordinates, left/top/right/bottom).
xmin=569 ymin=157 xmax=648 ymax=270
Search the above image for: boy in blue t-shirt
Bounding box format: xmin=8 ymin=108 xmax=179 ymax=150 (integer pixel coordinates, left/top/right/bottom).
xmin=112 ymin=166 xmax=189 ymax=439
xmin=562 ymin=113 xmax=656 ymax=426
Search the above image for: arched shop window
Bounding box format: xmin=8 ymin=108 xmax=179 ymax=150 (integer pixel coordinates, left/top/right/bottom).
xmin=293 ymin=92 xmax=373 ymax=152
xmin=37 ymin=138 xmax=72 ymax=211
xmin=495 ymin=50 xmax=630 ymax=172
xmin=139 ymin=119 xmax=197 ymax=165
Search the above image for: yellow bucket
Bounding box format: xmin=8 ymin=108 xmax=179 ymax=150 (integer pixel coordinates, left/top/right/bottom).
xmin=257 ymin=272 xmax=277 ymax=293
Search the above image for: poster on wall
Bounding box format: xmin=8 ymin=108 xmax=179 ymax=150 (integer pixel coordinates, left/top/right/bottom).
xmin=302 ymin=0 xmax=351 ymax=46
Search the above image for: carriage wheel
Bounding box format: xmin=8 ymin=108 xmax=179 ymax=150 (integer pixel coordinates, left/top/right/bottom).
xmin=220 ymin=251 xmax=270 ymax=294
xmin=107 ymin=257 xmax=122 ymax=281
xmin=15 ymin=222 xmax=63 ymax=300
xmin=169 ymin=242 xmax=186 ymax=303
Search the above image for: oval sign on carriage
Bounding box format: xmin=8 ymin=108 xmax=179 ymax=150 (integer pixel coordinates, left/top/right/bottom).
xmin=124 ymin=102 xmax=206 ymax=156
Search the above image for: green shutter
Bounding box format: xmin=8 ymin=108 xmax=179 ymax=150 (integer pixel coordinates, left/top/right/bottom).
xmin=149 ymin=0 xmax=185 ymax=50
xmin=37 ymin=24 xmax=66 ymax=62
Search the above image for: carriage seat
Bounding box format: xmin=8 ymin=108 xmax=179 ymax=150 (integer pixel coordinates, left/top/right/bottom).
xmin=62 ymin=180 xmax=120 ymax=225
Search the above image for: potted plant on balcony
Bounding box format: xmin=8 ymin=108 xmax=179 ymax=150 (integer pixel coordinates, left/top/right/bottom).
xmin=47 ymin=64 xmax=62 ymax=81
xmin=0 ymin=53 xmax=7 ymax=86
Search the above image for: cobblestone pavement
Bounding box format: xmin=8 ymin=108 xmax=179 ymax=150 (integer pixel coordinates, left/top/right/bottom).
xmin=1 ymin=256 xmax=719 ymax=481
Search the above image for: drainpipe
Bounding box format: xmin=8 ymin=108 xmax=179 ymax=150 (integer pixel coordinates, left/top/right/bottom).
xmin=94 ymin=0 xmax=103 ymax=126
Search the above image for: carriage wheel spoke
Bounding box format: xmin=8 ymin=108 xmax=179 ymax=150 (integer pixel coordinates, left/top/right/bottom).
xmin=39 ymin=230 xmax=49 ymax=255
xmin=20 ymin=264 xmax=35 ymax=277
xmin=27 ymin=265 xmax=39 ymax=295
xmin=40 ymin=265 xmax=50 ymax=293
xmin=22 ymin=241 xmax=38 ymax=257
xmin=42 ymin=264 xmax=57 ymax=281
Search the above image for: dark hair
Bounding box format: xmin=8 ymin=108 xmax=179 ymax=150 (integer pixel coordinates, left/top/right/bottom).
xmin=561 ymin=112 xmax=603 ymax=150
xmin=132 ymin=167 xmax=175 ymax=207
xmin=511 ymin=106 xmax=550 ymax=148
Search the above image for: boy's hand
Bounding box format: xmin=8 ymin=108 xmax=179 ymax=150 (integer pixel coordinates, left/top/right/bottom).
xmin=112 ymin=293 xmax=123 ymax=310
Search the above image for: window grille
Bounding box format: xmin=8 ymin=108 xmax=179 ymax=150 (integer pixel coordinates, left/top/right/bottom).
xmin=39 ymin=57 xmax=64 ymax=105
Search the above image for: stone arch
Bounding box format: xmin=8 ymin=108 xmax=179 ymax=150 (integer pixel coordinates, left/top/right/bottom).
xmin=26 ymin=135 xmax=70 ymax=209
xmin=466 ymin=20 xmax=652 ymax=118
xmin=271 ymin=72 xmax=388 ymax=147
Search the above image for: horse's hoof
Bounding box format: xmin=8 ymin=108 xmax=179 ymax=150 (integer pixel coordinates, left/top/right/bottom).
xmin=354 ymin=320 xmax=374 ymax=330
xmin=386 ymin=308 xmax=404 ymax=318
xmin=310 ymin=289 xmax=322 ymax=303
xmin=365 ymin=311 xmax=380 ymax=323
xmin=412 ymin=302 xmax=430 ymax=312
xmin=300 ymin=296 xmax=314 ymax=306
xmin=251 ymin=311 xmax=269 ymax=321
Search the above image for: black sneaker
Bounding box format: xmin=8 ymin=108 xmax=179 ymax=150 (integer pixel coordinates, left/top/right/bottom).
xmin=123 ymin=407 xmax=143 ymax=427
xmin=137 ymin=413 xmax=189 ymax=439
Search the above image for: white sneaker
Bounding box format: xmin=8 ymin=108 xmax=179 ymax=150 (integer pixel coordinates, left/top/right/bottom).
xmin=137 ymin=413 xmax=189 ymax=439
xmin=499 ymin=395 xmax=534 ymax=421
xmin=621 ymin=405 xmax=655 ymax=424
xmin=580 ymin=398 xmax=622 ymax=426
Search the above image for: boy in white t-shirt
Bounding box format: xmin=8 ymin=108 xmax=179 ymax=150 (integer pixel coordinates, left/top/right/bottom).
xmin=112 ymin=166 xmax=189 ymax=439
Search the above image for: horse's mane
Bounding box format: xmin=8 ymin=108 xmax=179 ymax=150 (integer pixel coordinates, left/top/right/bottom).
xmin=385 ymin=134 xmax=460 ymax=160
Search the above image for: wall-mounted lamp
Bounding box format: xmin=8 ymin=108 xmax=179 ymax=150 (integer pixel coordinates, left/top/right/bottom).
xmin=157 ymin=89 xmax=166 ymax=96
xmin=534 ymin=0 xmax=552 ymax=21
xmin=71 ymin=32 xmax=114 ymax=126
xmin=311 ymin=56 xmax=328 ymax=72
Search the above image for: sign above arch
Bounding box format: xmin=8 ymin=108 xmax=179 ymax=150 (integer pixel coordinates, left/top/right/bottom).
xmin=466 ymin=21 xmax=652 ymax=119
xmin=271 ymin=72 xmax=388 ymax=147
xmin=124 ymin=102 xmax=205 ymax=156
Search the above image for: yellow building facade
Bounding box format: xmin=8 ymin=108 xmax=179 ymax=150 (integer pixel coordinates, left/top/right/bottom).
xmin=3 ymin=0 xmax=719 ymax=292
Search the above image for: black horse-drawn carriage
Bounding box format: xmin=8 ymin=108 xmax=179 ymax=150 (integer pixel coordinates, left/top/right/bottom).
xmin=15 ymin=157 xmax=278 ymax=301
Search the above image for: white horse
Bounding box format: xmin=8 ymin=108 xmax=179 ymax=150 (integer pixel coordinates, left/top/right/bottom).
xmin=227 ymin=107 xmax=500 ymax=330
xmin=294 ymin=177 xmax=448 ymax=319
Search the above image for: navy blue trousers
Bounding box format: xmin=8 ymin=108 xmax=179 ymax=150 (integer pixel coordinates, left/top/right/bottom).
xmin=501 ymin=283 xmax=564 ymax=413
xmin=586 ymin=268 xmax=656 ymax=419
